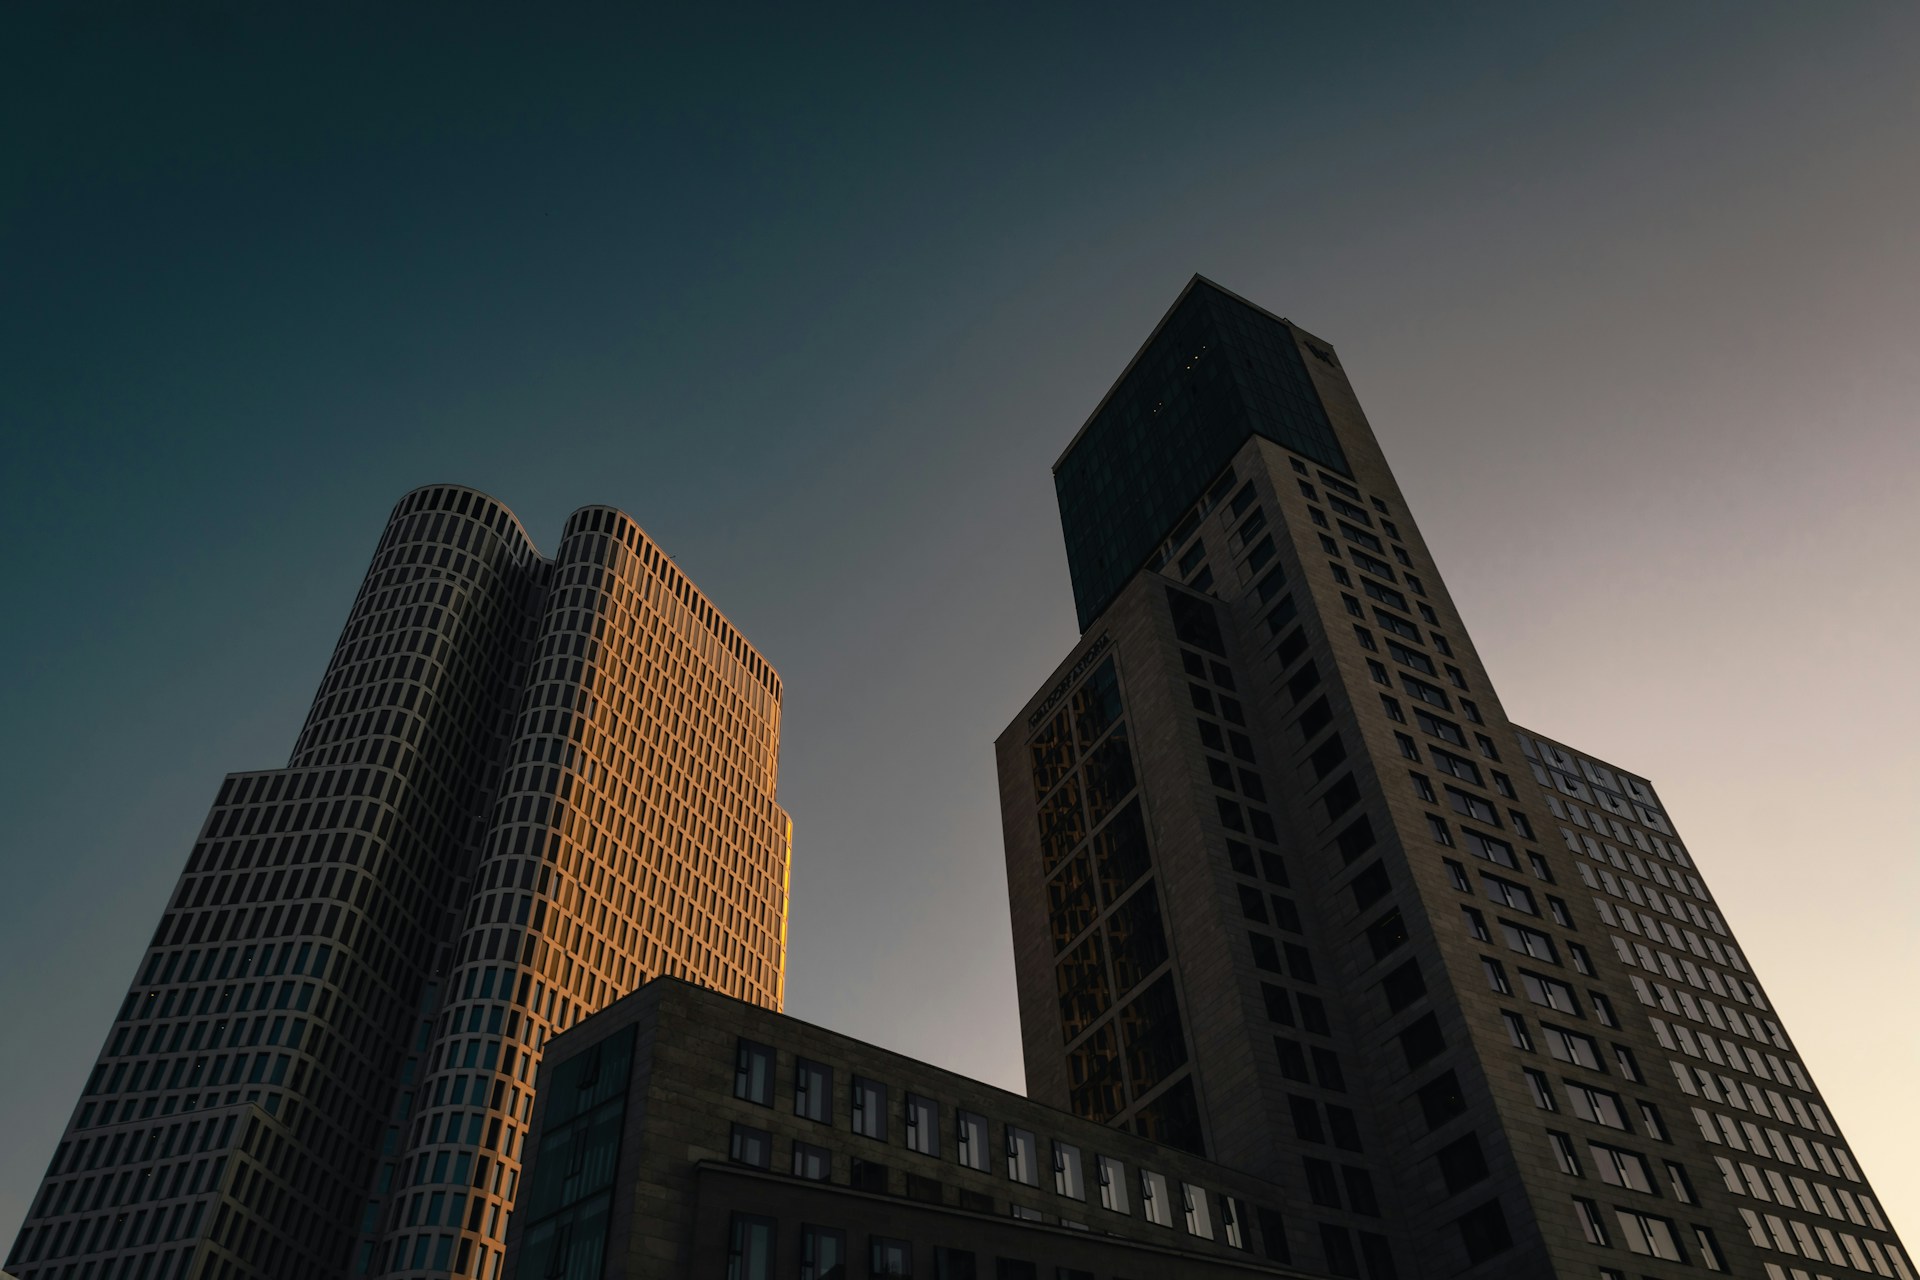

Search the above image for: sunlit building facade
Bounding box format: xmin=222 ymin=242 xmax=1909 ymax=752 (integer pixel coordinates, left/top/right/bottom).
xmin=4 ymin=485 xmax=790 ymax=1280
xmin=996 ymin=277 xmax=1913 ymax=1279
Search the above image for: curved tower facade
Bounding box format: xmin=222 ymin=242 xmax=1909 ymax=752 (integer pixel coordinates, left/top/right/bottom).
xmin=4 ymin=486 xmax=790 ymax=1280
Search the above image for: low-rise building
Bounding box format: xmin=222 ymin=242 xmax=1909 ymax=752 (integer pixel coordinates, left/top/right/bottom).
xmin=501 ymin=978 xmax=1332 ymax=1279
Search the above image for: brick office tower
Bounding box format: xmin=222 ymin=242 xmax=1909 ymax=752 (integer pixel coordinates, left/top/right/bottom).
xmin=5 ymin=486 xmax=792 ymax=1280
xmin=996 ymin=279 xmax=1913 ymax=1280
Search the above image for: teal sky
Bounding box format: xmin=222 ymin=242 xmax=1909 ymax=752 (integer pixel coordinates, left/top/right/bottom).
xmin=4 ymin=3 xmax=1918 ymax=1246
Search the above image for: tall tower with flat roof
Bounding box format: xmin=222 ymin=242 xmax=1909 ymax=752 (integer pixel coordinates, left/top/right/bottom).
xmin=997 ymin=277 xmax=1912 ymax=1278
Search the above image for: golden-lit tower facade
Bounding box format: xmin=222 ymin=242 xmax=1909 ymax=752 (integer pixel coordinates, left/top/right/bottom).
xmin=4 ymin=486 xmax=790 ymax=1280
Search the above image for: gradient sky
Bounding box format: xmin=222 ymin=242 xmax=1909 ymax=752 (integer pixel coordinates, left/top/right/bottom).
xmin=3 ymin=2 xmax=1917 ymax=1249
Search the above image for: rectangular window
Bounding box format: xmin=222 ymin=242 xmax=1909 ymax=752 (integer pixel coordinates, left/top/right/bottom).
xmin=1501 ymin=922 xmax=1558 ymax=963
xmin=1465 ymin=829 xmax=1518 ymax=868
xmin=1141 ymin=1169 xmax=1173 ymax=1227
xmin=1182 ymin=1182 xmax=1214 ymax=1238
xmin=1482 ymin=957 xmax=1512 ymax=995
xmin=1522 ymin=974 xmax=1581 ymax=1016
xmin=905 ymin=1094 xmax=938 ymax=1156
xmin=1542 ymin=1023 xmax=1601 ymax=1069
xmin=734 ymin=1039 xmax=774 ymax=1106
xmin=730 ymin=1123 xmax=772 ymax=1169
xmin=728 ymin=1213 xmax=775 ymax=1280
xmin=932 ymin=1247 xmax=975 ymax=1279
xmin=1567 ymin=1083 xmax=1629 ymax=1129
xmin=1548 ymin=1131 xmax=1581 ymax=1176
xmin=1615 ymin=1210 xmax=1684 ymax=1261
xmin=1574 ymin=1198 xmax=1610 ymax=1247
xmin=1402 ymin=675 xmax=1450 ymax=708
xmin=1450 ymin=787 xmax=1499 ymax=825
xmin=956 ymin=1110 xmax=990 ymax=1172
xmin=851 ymin=1076 xmax=887 ymax=1140
xmin=1005 ymin=1125 xmax=1038 ymax=1185
xmin=792 ymin=1141 xmax=831 ymax=1181
xmin=794 ymin=1058 xmax=832 ymax=1123
xmin=1503 ymin=1011 xmax=1533 ymax=1051
xmin=1524 ymin=1068 xmax=1557 ymax=1111
xmin=1387 ymin=639 xmax=1433 ymax=672
xmin=1097 ymin=1156 xmax=1128 ymax=1213
xmin=1482 ymin=874 xmax=1535 ymax=914
xmin=869 ymin=1236 xmax=913 ymax=1276
xmin=1052 ymin=1140 xmax=1084 ymax=1199
xmin=799 ymin=1225 xmax=846 ymax=1280
xmin=1590 ymin=1143 xmax=1656 ymax=1193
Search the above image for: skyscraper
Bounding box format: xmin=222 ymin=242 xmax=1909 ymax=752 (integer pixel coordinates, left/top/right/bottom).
xmin=4 ymin=486 xmax=791 ymax=1280
xmin=996 ymin=277 xmax=1912 ymax=1278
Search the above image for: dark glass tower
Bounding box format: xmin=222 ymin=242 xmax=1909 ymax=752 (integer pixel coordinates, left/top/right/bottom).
xmin=997 ymin=277 xmax=1913 ymax=1278
xmin=5 ymin=486 xmax=790 ymax=1280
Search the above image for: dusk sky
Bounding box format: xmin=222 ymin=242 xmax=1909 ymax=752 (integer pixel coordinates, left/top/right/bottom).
xmin=3 ymin=2 xmax=1917 ymax=1248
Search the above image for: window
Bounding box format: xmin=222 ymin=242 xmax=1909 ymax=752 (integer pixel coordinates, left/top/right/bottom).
xmin=795 ymin=1059 xmax=832 ymax=1123
xmin=1503 ymin=1010 xmax=1533 ymax=1051
xmin=1432 ymin=749 xmax=1481 ymax=784
xmin=932 ymin=1248 xmax=975 ymax=1280
xmin=870 ymin=1236 xmax=913 ymax=1276
xmin=1445 ymin=859 xmax=1471 ymax=892
xmin=1395 ymin=732 xmax=1419 ymax=759
xmin=1523 ymin=1068 xmax=1557 ymax=1111
xmin=1568 ymin=942 xmax=1594 ymax=976
xmin=1410 ymin=772 xmax=1436 ymax=802
xmin=1613 ymin=1045 xmax=1642 ymax=1082
xmin=734 ymin=1040 xmax=774 ymax=1106
xmin=1546 ymin=896 xmax=1572 ymax=928
xmin=792 ymin=1141 xmax=831 ymax=1181
xmin=1482 ymin=957 xmax=1512 ymax=995
xmin=1566 ymin=1083 xmax=1628 ymax=1129
xmin=1221 ymin=1195 xmax=1247 ymax=1248
xmin=1523 ymin=974 xmax=1581 ymax=1017
xmin=1388 ymin=640 xmax=1433 ymax=674
xmin=1381 ymin=694 xmax=1406 ymax=722
xmin=1182 ymin=1182 xmax=1214 ymax=1238
xmin=1501 ymin=922 xmax=1557 ymax=963
xmin=799 ymin=1225 xmax=846 ymax=1280
xmin=1573 ymin=1197 xmax=1610 ymax=1247
xmin=730 ymin=1123 xmax=772 ymax=1169
xmin=906 ymin=1094 xmax=939 ymax=1156
xmin=1097 ymin=1156 xmax=1128 ymax=1212
xmin=852 ymin=1077 xmax=888 ymax=1140
xmin=1052 ymin=1141 xmax=1084 ymax=1199
xmin=1664 ymin=1160 xmax=1695 ymax=1203
xmin=1615 ymin=1210 xmax=1684 ymax=1261
xmin=1694 ymin=1225 xmax=1726 ymax=1271
xmin=1483 ymin=874 xmax=1535 ymax=914
xmin=1548 ymin=1131 xmax=1581 ymax=1175
xmin=1430 ymin=815 xmax=1456 ymax=847
xmin=1465 ymin=829 xmax=1518 ymax=868
xmin=1005 ymin=1126 xmax=1038 ymax=1185
xmin=1542 ymin=1024 xmax=1601 ymax=1070
xmin=957 ymin=1111 xmax=990 ymax=1172
xmin=1402 ymin=675 xmax=1450 ymax=708
xmin=1589 ymin=1142 xmax=1655 ymax=1193
xmin=1449 ymin=787 xmax=1498 ymax=825
xmin=850 ymin=1158 xmax=888 ymax=1193
xmin=1462 ymin=905 xmax=1491 ymax=941
xmin=1636 ymin=1101 xmax=1668 ymax=1141
xmin=1590 ymin=992 xmax=1617 ymax=1027
xmin=1141 ymin=1170 xmax=1172 ymax=1226
xmin=728 ymin=1213 xmax=775 ymax=1280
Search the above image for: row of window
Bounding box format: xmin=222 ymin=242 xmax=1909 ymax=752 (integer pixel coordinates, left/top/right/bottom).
xmin=731 ymin=1040 xmax=1244 ymax=1244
